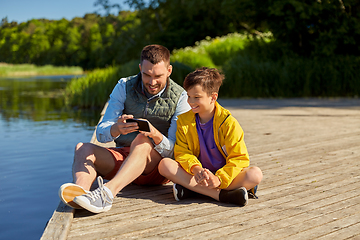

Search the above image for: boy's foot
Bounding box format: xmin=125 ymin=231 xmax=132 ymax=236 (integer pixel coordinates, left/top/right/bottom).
xmin=219 ymin=187 xmax=248 ymax=206
xmin=73 ymin=176 xmax=113 ymax=213
xmin=173 ymin=183 xmax=194 ymax=201
xmin=59 ymin=183 xmax=88 ymax=209
xmin=248 ymin=185 xmax=258 ymax=199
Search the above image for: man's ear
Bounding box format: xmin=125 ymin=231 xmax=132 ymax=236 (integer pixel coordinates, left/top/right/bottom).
xmin=139 ymin=63 xmax=142 ymax=72
xmin=167 ymin=64 xmax=173 ymax=77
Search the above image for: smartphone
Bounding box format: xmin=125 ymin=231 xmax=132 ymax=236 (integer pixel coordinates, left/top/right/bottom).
xmin=126 ymin=118 xmax=151 ymax=132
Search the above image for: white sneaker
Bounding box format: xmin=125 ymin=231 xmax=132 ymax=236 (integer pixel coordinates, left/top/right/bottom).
xmin=58 ymin=183 xmax=88 ymax=209
xmin=73 ymin=176 xmax=114 ymax=213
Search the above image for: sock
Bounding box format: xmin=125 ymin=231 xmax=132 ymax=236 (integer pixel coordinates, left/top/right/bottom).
xmin=219 ymin=187 xmax=248 ymax=206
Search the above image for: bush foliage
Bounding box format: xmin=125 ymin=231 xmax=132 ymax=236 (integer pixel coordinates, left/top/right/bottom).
xmin=66 ymin=32 xmax=359 ymax=108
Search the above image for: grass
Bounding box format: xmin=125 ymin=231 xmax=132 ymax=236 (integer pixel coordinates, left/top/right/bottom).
xmin=64 ymin=31 xmax=360 ymax=108
xmin=0 ymin=63 xmax=83 ymax=77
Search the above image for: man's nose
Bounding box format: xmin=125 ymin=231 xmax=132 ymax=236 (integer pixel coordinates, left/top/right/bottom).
xmin=149 ymin=78 xmax=156 ymax=85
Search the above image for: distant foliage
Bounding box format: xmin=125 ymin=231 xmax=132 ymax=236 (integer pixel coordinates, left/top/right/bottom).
xmin=0 ymin=13 xmax=145 ymax=70
xmin=66 ymin=31 xmax=360 ymax=108
xmin=0 ymin=63 xmax=83 ymax=76
xmin=65 ymin=60 xmax=139 ymax=108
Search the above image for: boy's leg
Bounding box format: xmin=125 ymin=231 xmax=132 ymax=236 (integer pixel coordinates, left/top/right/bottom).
xmin=158 ymin=158 xmax=220 ymax=200
xmin=225 ymin=166 xmax=263 ymax=191
xmin=159 ymin=159 xmax=253 ymax=206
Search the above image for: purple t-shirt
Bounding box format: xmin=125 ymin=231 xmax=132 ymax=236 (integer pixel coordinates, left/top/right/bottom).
xmin=195 ymin=114 xmax=226 ymax=173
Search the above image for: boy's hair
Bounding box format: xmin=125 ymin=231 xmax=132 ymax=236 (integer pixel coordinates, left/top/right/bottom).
xmin=140 ymin=45 xmax=170 ymax=66
xmin=183 ymin=67 xmax=224 ymax=96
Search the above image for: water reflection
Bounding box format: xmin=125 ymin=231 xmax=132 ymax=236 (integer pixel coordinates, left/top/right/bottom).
xmin=0 ymin=75 xmax=100 ymax=126
xmin=0 ymin=75 xmax=100 ymax=240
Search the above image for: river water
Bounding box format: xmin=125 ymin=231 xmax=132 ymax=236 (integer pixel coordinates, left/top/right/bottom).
xmin=0 ymin=75 xmax=100 ymax=239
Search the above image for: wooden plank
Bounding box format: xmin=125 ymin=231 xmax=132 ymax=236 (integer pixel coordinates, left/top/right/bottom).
xmin=43 ymin=98 xmax=360 ymax=240
xmin=40 ymin=202 xmax=74 ymax=240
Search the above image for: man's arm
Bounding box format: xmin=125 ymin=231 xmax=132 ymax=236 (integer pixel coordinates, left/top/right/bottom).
xmin=96 ymin=79 xmax=127 ymax=143
xmin=153 ymin=90 xmax=191 ymax=158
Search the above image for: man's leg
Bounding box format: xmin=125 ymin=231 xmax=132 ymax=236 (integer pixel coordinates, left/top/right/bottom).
xmin=72 ymin=142 xmax=116 ymax=191
xmin=104 ymin=134 xmax=162 ymax=197
xmin=73 ymin=134 xmax=163 ymax=213
xmin=59 ymin=142 xmax=116 ymax=208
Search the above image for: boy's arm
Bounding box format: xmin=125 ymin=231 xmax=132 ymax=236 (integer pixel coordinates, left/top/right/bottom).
xmin=174 ymin=118 xmax=202 ymax=174
xmin=215 ymin=117 xmax=250 ymax=189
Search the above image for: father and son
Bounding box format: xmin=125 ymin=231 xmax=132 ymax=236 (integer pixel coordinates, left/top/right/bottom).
xmin=59 ymin=44 xmax=263 ymax=213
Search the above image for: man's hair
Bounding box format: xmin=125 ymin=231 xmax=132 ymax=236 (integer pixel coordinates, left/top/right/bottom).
xmin=183 ymin=67 xmax=224 ymax=96
xmin=140 ymin=44 xmax=170 ymax=66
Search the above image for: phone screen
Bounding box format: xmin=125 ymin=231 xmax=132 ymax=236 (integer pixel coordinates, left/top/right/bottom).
xmin=127 ymin=118 xmax=150 ymax=132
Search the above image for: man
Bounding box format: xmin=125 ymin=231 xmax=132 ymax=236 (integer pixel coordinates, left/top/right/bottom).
xmin=59 ymin=44 xmax=190 ymax=213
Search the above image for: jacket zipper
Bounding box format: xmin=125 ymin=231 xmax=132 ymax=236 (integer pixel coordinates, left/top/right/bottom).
xmin=217 ymin=114 xmax=230 ymax=157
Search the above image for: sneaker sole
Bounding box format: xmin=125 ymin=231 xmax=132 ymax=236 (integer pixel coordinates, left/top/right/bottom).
xmin=173 ymin=184 xmax=180 ymax=201
xmin=59 ymin=183 xmax=86 ymax=209
xmin=240 ymin=187 xmax=249 ymax=206
xmin=73 ymin=195 xmax=112 ymax=214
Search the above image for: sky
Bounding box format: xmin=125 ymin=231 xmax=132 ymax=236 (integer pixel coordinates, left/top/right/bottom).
xmin=0 ymin=0 xmax=130 ymax=24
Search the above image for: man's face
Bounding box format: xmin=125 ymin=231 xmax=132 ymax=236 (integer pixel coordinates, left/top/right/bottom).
xmin=139 ymin=60 xmax=172 ymax=95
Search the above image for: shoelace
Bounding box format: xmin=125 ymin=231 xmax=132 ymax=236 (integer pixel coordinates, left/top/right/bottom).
xmin=86 ymin=177 xmax=113 ymax=205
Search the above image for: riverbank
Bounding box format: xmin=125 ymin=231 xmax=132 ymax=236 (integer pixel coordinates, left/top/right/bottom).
xmin=0 ymin=63 xmax=83 ymax=77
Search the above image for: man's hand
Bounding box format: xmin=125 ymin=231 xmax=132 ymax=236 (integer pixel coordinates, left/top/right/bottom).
xmin=139 ymin=121 xmax=163 ymax=145
xmin=110 ymin=114 xmax=139 ymax=137
xmin=192 ymin=166 xmax=220 ymax=189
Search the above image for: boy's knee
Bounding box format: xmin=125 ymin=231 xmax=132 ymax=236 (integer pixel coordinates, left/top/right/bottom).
xmin=158 ymin=158 xmax=173 ymax=177
xmin=250 ymin=166 xmax=263 ymax=185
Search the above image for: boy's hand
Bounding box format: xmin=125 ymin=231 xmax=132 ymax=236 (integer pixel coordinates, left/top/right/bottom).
xmin=193 ymin=167 xmax=220 ymax=189
xmin=203 ymin=169 xmax=221 ymax=188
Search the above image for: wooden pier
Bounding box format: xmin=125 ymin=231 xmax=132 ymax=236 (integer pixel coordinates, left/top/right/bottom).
xmin=41 ymin=98 xmax=360 ymax=239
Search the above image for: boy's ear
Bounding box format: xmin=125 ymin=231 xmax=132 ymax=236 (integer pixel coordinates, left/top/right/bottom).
xmin=211 ymin=92 xmax=218 ymax=103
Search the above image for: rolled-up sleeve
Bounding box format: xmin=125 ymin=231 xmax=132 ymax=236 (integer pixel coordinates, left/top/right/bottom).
xmin=96 ymin=79 xmax=126 ymax=143
xmin=153 ymin=90 xmax=190 ymax=158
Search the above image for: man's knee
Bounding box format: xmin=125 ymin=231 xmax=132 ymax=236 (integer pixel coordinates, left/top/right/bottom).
xmin=130 ymin=134 xmax=152 ymax=151
xmin=74 ymin=142 xmax=96 ymax=162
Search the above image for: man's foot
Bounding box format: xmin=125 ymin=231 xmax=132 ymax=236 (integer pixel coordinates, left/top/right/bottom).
xmin=58 ymin=183 xmax=88 ymax=209
xmin=73 ymin=176 xmax=113 ymax=213
xmin=173 ymin=183 xmax=195 ymax=201
xmin=219 ymin=187 xmax=248 ymax=206
xmin=248 ymin=185 xmax=258 ymax=199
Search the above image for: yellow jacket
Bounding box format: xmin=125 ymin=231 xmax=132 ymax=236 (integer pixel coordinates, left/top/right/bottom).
xmin=174 ymin=101 xmax=250 ymax=189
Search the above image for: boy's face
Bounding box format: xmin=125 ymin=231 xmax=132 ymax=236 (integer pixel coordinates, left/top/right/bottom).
xmin=139 ymin=60 xmax=172 ymax=95
xmin=187 ymin=84 xmax=217 ymax=116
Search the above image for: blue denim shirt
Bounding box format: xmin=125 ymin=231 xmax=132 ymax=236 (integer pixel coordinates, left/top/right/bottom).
xmin=96 ymin=77 xmax=190 ymax=158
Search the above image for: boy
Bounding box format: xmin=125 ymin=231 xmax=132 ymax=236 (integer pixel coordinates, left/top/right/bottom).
xmin=158 ymin=67 xmax=263 ymax=206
